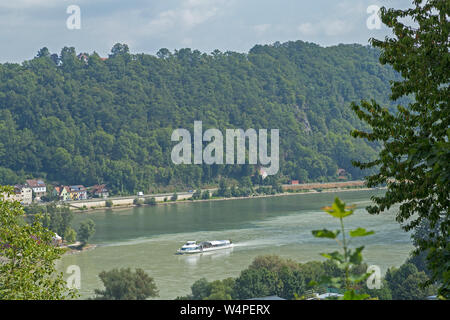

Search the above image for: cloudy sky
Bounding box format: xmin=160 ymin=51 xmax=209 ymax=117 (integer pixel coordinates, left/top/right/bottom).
xmin=0 ymin=0 xmax=413 ymax=63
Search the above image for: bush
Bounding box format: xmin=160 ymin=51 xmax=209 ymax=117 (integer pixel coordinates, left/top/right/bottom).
xmin=133 ymin=198 xmax=143 ymax=206
xmin=77 ymin=219 xmax=95 ymax=244
xmin=201 ymin=191 xmax=210 ymax=200
xmin=177 ymin=277 xmax=235 ymax=300
xmin=63 ymin=227 xmax=77 ymax=243
xmin=144 ymin=197 xmax=157 ymax=205
xmin=192 ymin=189 xmax=202 ymax=200
xmin=93 ymin=268 xmax=159 ymax=300
xmin=105 ymin=200 xmax=113 ymax=207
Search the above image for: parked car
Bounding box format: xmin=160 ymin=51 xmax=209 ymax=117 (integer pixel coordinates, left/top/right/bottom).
xmin=137 ymin=192 xmax=144 ymax=196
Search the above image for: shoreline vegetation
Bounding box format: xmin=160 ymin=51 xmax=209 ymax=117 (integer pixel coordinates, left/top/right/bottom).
xmin=58 ymin=181 xmax=381 ymax=214
xmin=62 ymin=243 xmax=97 ymax=255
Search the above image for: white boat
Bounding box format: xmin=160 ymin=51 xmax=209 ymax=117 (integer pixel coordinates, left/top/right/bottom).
xmin=176 ymin=240 xmax=233 ymax=254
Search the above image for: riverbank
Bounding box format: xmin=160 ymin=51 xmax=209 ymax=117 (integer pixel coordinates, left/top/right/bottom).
xmin=62 ymin=243 xmax=97 ymax=255
xmin=70 ymin=184 xmax=383 ymax=214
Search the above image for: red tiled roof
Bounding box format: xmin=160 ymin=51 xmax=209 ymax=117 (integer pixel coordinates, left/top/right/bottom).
xmin=26 ymin=179 xmax=45 ymax=187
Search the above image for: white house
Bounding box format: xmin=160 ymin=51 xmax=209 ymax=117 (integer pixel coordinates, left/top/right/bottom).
xmin=26 ymin=179 xmax=47 ymax=200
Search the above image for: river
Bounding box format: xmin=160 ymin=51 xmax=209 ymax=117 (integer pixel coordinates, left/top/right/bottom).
xmin=58 ymin=189 xmax=413 ymax=299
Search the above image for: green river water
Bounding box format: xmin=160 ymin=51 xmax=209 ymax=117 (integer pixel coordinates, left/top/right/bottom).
xmin=58 ymin=189 xmax=414 ymax=299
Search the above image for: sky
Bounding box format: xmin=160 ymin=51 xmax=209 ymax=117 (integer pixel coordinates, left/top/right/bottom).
xmin=0 ymin=0 xmax=414 ymax=63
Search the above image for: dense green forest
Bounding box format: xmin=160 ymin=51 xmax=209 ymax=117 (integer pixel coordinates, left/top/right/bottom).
xmin=0 ymin=41 xmax=404 ymax=194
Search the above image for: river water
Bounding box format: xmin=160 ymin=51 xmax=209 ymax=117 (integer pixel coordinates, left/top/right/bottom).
xmin=58 ymin=190 xmax=413 ymax=299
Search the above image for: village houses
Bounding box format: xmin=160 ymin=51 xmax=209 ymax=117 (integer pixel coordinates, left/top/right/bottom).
xmin=52 ymin=184 xmax=109 ymax=201
xmin=54 ymin=185 xmax=88 ymax=201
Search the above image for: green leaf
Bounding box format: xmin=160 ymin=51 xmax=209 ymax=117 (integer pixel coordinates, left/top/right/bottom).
xmin=349 ymin=228 xmax=375 ymax=238
xmin=321 ymin=251 xmax=345 ymax=263
xmin=321 ymin=197 xmax=355 ymax=219
xmin=348 ymin=272 xmax=372 ymax=284
xmin=312 ymin=229 xmax=340 ymax=239
xmin=343 ymin=289 xmax=370 ymax=300
xmin=349 ymin=246 xmax=365 ymax=265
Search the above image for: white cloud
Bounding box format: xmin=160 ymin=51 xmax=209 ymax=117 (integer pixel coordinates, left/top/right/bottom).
xmin=0 ymin=0 xmax=58 ymax=9
xmin=297 ymin=23 xmax=317 ymax=36
xmin=323 ymin=19 xmax=352 ymax=36
xmin=253 ymin=24 xmax=271 ymax=34
xmin=145 ymin=0 xmax=228 ymax=34
xmin=298 ymin=19 xmax=354 ymax=37
xmin=181 ymin=37 xmax=193 ymax=46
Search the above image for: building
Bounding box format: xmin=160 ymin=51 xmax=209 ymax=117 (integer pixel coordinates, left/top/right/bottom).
xmin=53 ymin=186 xmax=71 ymax=201
xmin=16 ymin=185 xmax=33 ymax=205
xmin=52 ymin=233 xmax=62 ymax=246
xmin=290 ymin=180 xmax=300 ymax=185
xmin=69 ymin=185 xmax=88 ymax=200
xmin=90 ymin=184 xmax=109 ymax=198
xmin=2 ymin=185 xmax=33 ymax=205
xmin=25 ymin=179 xmax=47 ymax=200
xmin=337 ymin=168 xmax=348 ymax=180
xmin=309 ymin=292 xmax=343 ymax=300
xmin=259 ymin=168 xmax=268 ymax=180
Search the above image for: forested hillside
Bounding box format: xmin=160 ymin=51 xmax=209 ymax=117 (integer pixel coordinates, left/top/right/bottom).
xmin=0 ymin=41 xmax=402 ymax=194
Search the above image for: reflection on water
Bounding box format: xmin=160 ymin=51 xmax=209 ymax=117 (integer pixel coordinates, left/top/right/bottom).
xmin=59 ymin=190 xmax=414 ymax=299
xmin=178 ymin=248 xmax=234 ymax=267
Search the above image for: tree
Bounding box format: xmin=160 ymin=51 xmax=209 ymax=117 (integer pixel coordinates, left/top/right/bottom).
xmin=218 ymin=179 xmax=228 ymax=197
xmin=385 ymin=263 xmax=436 ymax=300
xmin=234 ymin=268 xmax=282 ymax=299
xmin=93 ymin=268 xmax=159 ymax=300
xmin=201 ymin=191 xmax=210 ymax=200
xmin=278 ymin=266 xmax=306 ymax=300
xmin=156 ymin=48 xmax=171 ymax=59
xmin=178 ymin=277 xmax=235 ymax=300
xmin=77 ymin=219 xmax=95 ymax=245
xmin=40 ymin=203 xmax=74 ymax=240
xmin=191 ymin=278 xmax=211 ymax=300
xmin=192 ymin=189 xmax=202 ymax=200
xmin=0 ymin=186 xmax=77 ymax=299
xmin=350 ymin=0 xmax=449 ymax=297
xmin=110 ymin=43 xmax=130 ymax=57
xmin=358 ymin=279 xmax=393 ymax=300
xmin=171 ymin=192 xmax=178 ymax=201
xmin=36 ymin=47 xmax=50 ymax=58
xmin=205 ymin=278 xmax=235 ymax=300
xmin=63 ymin=227 xmax=77 ymax=243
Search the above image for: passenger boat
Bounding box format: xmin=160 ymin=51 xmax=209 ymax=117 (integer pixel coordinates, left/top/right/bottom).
xmin=176 ymin=240 xmax=233 ymax=254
